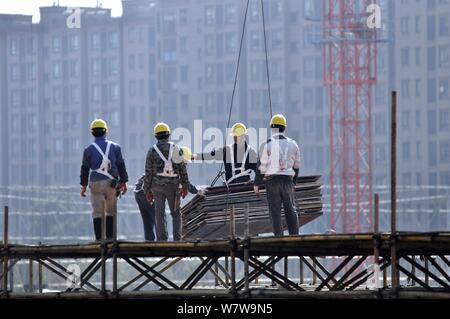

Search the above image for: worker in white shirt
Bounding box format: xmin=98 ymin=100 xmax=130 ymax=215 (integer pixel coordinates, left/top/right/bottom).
xmin=254 ymin=114 xmax=301 ymax=236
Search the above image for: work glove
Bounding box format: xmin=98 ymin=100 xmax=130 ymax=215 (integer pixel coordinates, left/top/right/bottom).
xmin=180 ymin=187 xmax=188 ymax=199
xmin=118 ymin=182 xmax=128 ymax=195
xmin=80 ymin=185 xmax=87 ymax=197
xmin=146 ymin=192 xmax=154 ymax=202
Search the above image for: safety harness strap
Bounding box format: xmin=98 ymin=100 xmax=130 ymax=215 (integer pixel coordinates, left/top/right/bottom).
xmin=92 ymin=141 xmax=115 ymax=180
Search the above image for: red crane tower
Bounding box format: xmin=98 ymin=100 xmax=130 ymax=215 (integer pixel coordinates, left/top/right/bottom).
xmin=323 ymin=0 xmax=378 ymax=233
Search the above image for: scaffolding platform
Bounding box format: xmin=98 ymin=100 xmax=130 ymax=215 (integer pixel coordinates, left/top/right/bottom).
xmin=1 ymin=233 xmax=450 ymax=299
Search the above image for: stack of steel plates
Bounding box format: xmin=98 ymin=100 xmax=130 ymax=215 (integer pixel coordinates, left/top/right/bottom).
xmin=181 ymin=176 xmax=322 ymax=240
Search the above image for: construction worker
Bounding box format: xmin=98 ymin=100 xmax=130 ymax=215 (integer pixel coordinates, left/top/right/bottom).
xmin=80 ymin=119 xmax=128 ymax=241
xmin=144 ymin=123 xmax=190 ymax=242
xmin=254 ymin=114 xmax=301 ymax=236
xmin=193 ymin=123 xmax=259 ymax=185
xmin=134 ymin=174 xmax=156 ymax=241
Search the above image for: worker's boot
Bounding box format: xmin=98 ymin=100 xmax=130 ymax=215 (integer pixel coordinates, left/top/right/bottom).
xmin=106 ymin=216 xmax=114 ymax=241
xmin=93 ymin=218 xmax=102 ymax=242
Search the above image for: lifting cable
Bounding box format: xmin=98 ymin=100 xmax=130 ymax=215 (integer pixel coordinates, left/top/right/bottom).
xmin=211 ymin=0 xmax=273 ymax=187
xmin=261 ymin=0 xmax=273 ymax=118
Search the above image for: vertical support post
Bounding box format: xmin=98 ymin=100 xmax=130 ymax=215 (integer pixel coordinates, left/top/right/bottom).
xmin=284 ymin=257 xmax=289 ymax=286
xmin=38 ymin=260 xmax=43 ymax=293
xmin=411 ymin=256 xmax=416 ymax=286
xmin=244 ymin=203 xmax=250 ymax=293
xmin=390 ymin=91 xmax=399 ymax=290
xmin=101 ymin=216 xmax=106 ymax=297
xmin=2 ymin=206 xmax=9 ymax=297
xmin=312 ymin=259 xmax=317 ymax=285
xmin=214 ymin=263 xmax=219 ymax=287
xmin=373 ymin=194 xmax=380 ymax=289
xmin=424 ymin=257 xmax=429 ymax=286
xmin=29 ymin=259 xmax=33 ymax=293
xmin=229 ymin=206 xmax=236 ymax=294
xmin=112 ymin=213 xmax=118 ymax=297
xmin=299 ymin=256 xmax=304 ymax=285
xmin=225 ymin=257 xmax=229 ymax=286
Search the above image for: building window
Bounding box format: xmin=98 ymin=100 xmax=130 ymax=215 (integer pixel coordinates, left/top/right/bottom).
xmin=108 ymin=32 xmax=119 ymax=48
xmin=401 ymin=47 xmax=410 ymax=66
xmin=127 ymin=54 xmax=135 ymax=71
xmin=92 ymin=59 xmax=101 ymax=76
xmin=401 ymin=110 xmax=410 ymax=128
xmin=225 ymin=4 xmax=237 ymax=24
xmin=440 ymin=109 xmax=450 ymax=131
xmin=162 ymin=11 xmax=176 ymax=33
xmin=438 ymin=14 xmax=449 ymax=37
xmin=205 ymin=35 xmax=215 ymax=56
xmin=9 ymin=38 xmax=18 ymax=55
xmin=428 ymin=78 xmax=437 ymax=103
xmin=205 ymin=64 xmax=215 ymax=84
xmin=438 ymin=46 xmax=450 ymax=68
xmin=415 ymin=47 xmax=421 ymax=65
xmin=110 ymin=84 xmax=119 ymax=100
xmin=374 ymin=113 xmax=386 ymax=136
xmin=162 ymin=38 xmax=177 ymax=62
xmin=428 ymin=47 xmax=436 ymax=71
xmin=70 ymin=34 xmax=79 ymax=51
xmin=128 ymin=27 xmax=137 ymax=43
xmin=427 ymin=15 xmax=436 ymax=41
xmin=401 ymin=80 xmax=410 ymax=97
xmin=109 ymin=58 xmax=119 ymax=75
xmin=439 ymin=79 xmax=449 ymax=99
xmin=402 ymin=142 xmax=411 ymax=161
xmin=55 ymin=139 xmax=64 ymax=156
xmin=271 ymin=30 xmax=282 ymax=50
xmin=179 ymin=8 xmax=188 ymax=25
xmin=205 ymin=6 xmax=216 ymax=25
xmin=10 ymin=90 xmax=20 ymax=107
xmin=53 ymin=87 xmax=62 ymax=104
xmin=91 ymin=33 xmax=100 ymax=49
xmin=225 ymin=32 xmax=237 ymax=54
xmin=416 ymin=141 xmax=422 ymax=160
xmin=428 ymin=142 xmax=438 ymax=166
xmin=181 ymin=94 xmax=189 ymax=109
xmin=10 ymin=64 xmax=19 ymax=81
xmin=400 ymin=17 xmax=409 ymax=34
xmin=53 ymin=62 xmax=61 ymax=79
xmin=52 ymin=36 xmax=61 ymax=53
xmin=129 ymin=80 xmax=136 ymax=97
xmin=440 ymin=141 xmax=450 ymax=162
xmin=271 ymin=60 xmax=282 ymax=80
xmin=70 ymin=60 xmax=80 ymax=77
xmin=250 ymin=31 xmax=261 ymax=52
xmin=71 ymin=86 xmax=80 ymax=103
xmin=180 ymin=65 xmax=188 ymax=82
xmin=92 ymin=85 xmax=101 ymax=102
xmin=162 ymin=66 xmax=177 ymax=90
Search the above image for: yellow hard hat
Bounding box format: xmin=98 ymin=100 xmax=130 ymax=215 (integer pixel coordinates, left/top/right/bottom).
xmin=154 ymin=122 xmax=171 ymax=135
xmin=230 ymin=122 xmax=248 ymax=137
xmin=180 ymin=146 xmax=192 ymax=162
xmin=270 ymin=114 xmax=287 ymax=127
xmin=91 ymin=119 xmax=108 ymax=131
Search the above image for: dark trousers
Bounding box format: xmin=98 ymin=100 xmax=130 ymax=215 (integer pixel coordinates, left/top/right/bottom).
xmin=265 ymin=175 xmax=299 ymax=236
xmin=153 ymin=184 xmax=181 ymax=241
xmin=135 ymin=191 xmax=156 ymax=241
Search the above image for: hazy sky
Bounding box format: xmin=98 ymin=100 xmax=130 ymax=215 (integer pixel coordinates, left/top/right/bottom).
xmin=0 ymin=0 xmax=123 ymax=22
